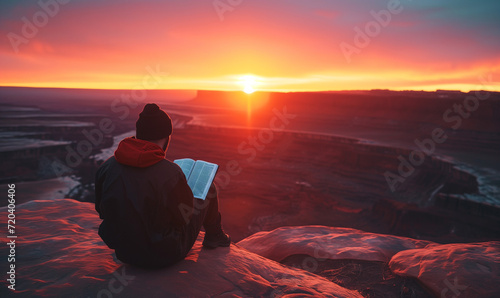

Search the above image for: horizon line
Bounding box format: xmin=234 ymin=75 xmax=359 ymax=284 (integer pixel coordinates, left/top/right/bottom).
xmin=1 ymin=85 xmax=498 ymax=94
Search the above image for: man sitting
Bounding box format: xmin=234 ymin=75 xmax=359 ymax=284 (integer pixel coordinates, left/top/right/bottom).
xmin=95 ymin=103 xmax=230 ymax=268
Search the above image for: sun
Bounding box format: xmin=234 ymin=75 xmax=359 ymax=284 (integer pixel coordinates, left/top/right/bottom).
xmin=244 ymin=85 xmax=255 ymax=94
xmin=241 ymin=75 xmax=257 ymax=94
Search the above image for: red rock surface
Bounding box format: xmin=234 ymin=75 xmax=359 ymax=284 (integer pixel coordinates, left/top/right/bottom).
xmin=237 ymin=226 xmax=434 ymax=263
xmin=239 ymin=226 xmax=500 ymax=297
xmin=0 ymin=199 xmax=361 ymax=298
xmin=390 ymin=242 xmax=500 ymax=298
xmin=2 ymin=199 xmax=499 ymax=297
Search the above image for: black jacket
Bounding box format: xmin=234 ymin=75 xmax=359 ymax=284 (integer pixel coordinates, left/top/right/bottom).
xmin=95 ymin=137 xmax=194 ymax=268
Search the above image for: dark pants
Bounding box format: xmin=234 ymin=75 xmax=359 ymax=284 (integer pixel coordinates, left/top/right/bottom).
xmin=181 ymin=182 xmax=222 ymax=256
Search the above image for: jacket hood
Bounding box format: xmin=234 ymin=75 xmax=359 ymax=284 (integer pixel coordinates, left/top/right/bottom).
xmin=114 ymin=137 xmax=165 ymax=168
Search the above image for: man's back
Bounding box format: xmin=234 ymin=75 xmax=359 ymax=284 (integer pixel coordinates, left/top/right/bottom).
xmin=95 ymin=137 xmax=194 ymax=268
xmin=94 ymin=103 xmax=230 ymax=269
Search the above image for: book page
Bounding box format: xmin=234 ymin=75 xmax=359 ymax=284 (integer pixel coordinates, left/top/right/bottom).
xmin=187 ymin=161 xmax=218 ymax=200
xmin=173 ymin=158 xmax=195 ymax=180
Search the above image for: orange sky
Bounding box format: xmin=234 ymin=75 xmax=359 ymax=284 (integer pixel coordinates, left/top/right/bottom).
xmin=1 ymin=0 xmax=499 ymax=92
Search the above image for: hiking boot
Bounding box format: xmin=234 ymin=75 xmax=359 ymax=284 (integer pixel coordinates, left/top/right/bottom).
xmin=202 ymin=230 xmax=231 ymax=248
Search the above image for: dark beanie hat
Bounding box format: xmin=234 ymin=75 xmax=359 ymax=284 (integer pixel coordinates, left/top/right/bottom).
xmin=136 ymin=103 xmax=173 ymax=140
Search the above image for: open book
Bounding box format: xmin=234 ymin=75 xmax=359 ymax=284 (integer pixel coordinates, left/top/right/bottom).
xmin=174 ymin=158 xmax=219 ymax=200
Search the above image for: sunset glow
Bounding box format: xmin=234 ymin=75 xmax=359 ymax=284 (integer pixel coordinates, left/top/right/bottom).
xmin=243 ymin=86 xmax=255 ymax=95
xmin=241 ymin=75 xmax=257 ymax=94
xmin=0 ymin=1 xmax=499 ymax=92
